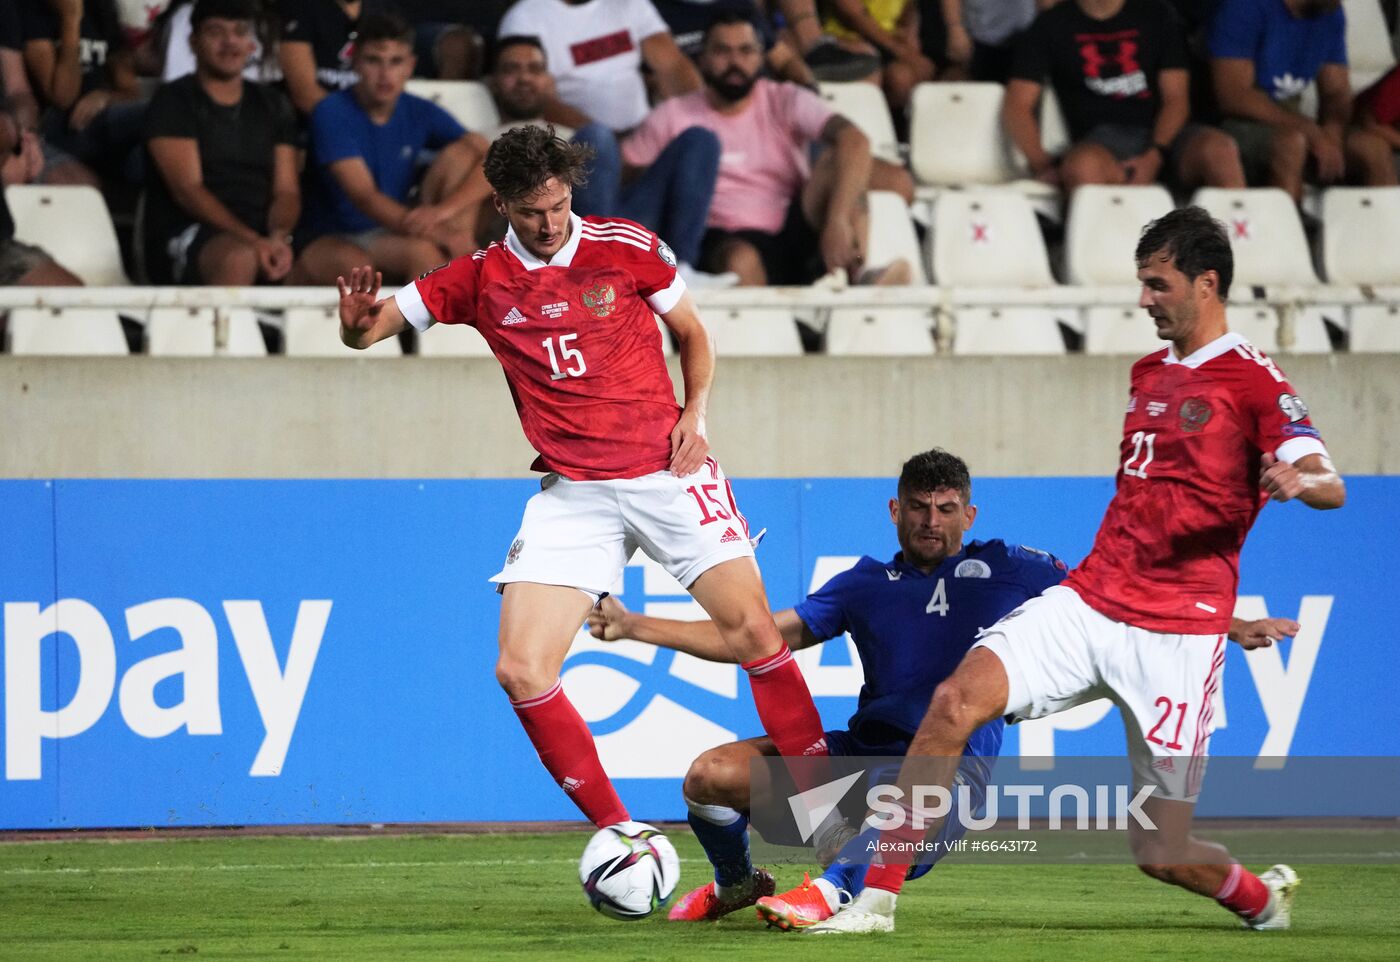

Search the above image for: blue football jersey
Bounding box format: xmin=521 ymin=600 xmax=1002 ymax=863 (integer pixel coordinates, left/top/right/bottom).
xmin=793 ymin=539 xmax=1068 ymax=756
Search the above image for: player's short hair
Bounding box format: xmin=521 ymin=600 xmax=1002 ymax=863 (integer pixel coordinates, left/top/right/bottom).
xmin=490 ymin=35 xmax=547 ymax=73
xmin=190 ymin=0 xmax=256 ymax=28
xmin=898 ymin=449 xmax=972 ymax=503
xmin=1136 ymin=206 xmax=1233 ymax=300
xmin=485 ymin=124 xmax=593 ymax=203
xmin=702 ymin=11 xmax=761 ymax=48
xmin=354 ymin=11 xmax=413 ymax=49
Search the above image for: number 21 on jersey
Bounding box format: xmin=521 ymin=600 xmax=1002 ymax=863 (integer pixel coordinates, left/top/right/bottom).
xmin=543 ymin=334 xmax=586 ymax=381
xmin=1123 ymin=431 xmax=1155 ymax=478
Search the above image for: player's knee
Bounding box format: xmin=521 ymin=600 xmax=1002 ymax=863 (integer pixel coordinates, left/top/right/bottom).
xmin=494 ymin=654 xmax=553 ymax=701
xmin=683 ymin=748 xmax=743 ymax=807
xmin=925 ymin=678 xmax=983 ymax=739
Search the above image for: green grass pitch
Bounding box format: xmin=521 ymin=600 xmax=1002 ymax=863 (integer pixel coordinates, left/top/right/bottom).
xmin=1 ymin=830 xmax=1397 ymax=960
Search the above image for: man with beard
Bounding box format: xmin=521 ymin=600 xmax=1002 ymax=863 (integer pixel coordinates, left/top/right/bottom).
xmin=1209 ymin=0 xmax=1397 ymax=201
xmin=623 ymin=12 xmax=911 ymax=286
xmin=485 ymin=34 xmax=732 ymax=286
xmin=142 ymin=0 xmax=300 ymax=284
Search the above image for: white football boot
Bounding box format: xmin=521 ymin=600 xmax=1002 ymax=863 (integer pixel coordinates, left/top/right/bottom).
xmin=1245 ymin=864 xmax=1300 ymax=931
xmin=805 ymin=886 xmax=897 ymax=934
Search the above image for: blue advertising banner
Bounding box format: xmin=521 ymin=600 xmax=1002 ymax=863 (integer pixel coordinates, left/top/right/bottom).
xmin=1 ymin=477 xmax=1396 ymax=828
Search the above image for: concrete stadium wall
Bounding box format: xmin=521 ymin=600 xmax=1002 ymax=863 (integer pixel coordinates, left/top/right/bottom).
xmin=2 ymin=354 xmax=1396 ymax=478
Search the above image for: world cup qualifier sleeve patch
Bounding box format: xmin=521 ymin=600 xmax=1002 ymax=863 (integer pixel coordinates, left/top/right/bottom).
xmin=656 ymin=240 xmax=676 ymax=268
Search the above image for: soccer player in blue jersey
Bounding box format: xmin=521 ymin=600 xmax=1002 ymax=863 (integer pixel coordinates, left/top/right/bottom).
xmin=587 ymin=448 xmax=1070 ymax=926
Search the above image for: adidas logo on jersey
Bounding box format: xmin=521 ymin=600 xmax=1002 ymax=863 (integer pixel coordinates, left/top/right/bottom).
xmin=720 ymin=527 xmax=742 ymax=544
xmin=562 ymin=776 xmax=585 ymax=794
xmin=501 ymin=306 xmax=528 ymax=326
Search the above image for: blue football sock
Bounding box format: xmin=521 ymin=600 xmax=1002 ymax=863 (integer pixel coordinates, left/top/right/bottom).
xmin=685 ymin=798 xmax=752 ymax=889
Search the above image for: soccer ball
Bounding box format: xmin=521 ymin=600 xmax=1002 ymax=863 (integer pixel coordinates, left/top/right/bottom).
xmin=578 ymin=821 xmax=680 ymax=920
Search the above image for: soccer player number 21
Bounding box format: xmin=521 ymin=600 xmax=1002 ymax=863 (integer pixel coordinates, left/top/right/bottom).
xmin=543 ymin=334 xmax=587 ymax=381
xmin=1123 ymin=431 xmax=1156 ymax=479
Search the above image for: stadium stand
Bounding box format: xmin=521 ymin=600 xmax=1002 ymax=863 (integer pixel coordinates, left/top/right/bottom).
xmin=1349 ymin=303 xmax=1400 ymax=351
xmin=1192 ymin=188 xmax=1320 ymax=289
xmin=1065 ymin=185 xmax=1176 ymax=286
xmin=701 ymin=307 xmax=804 ymax=356
xmin=930 ymin=190 xmax=1054 ymax=286
xmin=1224 ymin=305 xmax=1282 ymax=353
xmin=1346 ymin=0 xmax=1397 ymax=92
xmin=865 ymin=190 xmax=927 ymax=284
xmin=284 ymin=306 xmax=403 ymax=357
xmin=1083 ymin=306 xmax=1170 ymax=356
xmin=6 ymin=308 xmax=129 ymax=355
xmin=404 ymin=79 xmax=502 ymax=132
xmin=825 ymin=307 xmax=937 ymax=355
xmin=1322 ymin=187 xmax=1400 ymax=284
xmin=951 ymin=306 xmax=1070 ymax=355
xmin=413 ymin=321 xmax=496 ymax=357
xmin=6 ymin=185 xmax=129 ymax=286
xmin=145 ymin=307 xmax=268 ymax=357
xmin=818 ymin=81 xmax=902 ymax=166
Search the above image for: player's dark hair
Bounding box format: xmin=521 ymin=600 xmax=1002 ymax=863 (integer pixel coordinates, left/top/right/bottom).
xmin=354 ymin=11 xmax=413 ymax=48
xmin=898 ymin=449 xmax=972 ymax=503
xmin=490 ymin=35 xmax=547 ymax=73
xmin=485 ymin=124 xmax=593 ymax=202
xmin=702 ymin=10 xmax=760 ymax=47
xmin=1136 ymin=206 xmax=1233 ymax=301
xmin=190 ymin=0 xmax=256 ymax=28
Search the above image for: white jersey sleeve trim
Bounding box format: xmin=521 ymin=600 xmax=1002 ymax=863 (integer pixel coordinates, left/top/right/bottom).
xmin=646 ymin=273 xmax=686 ymax=315
xmin=1275 ymin=437 xmax=1328 ymax=464
xmin=394 ymin=280 xmax=435 ymax=332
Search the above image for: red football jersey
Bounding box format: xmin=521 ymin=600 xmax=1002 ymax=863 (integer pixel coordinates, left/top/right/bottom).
xmin=1065 ymin=332 xmax=1328 ymax=633
xmin=395 ymin=214 xmax=687 ymax=480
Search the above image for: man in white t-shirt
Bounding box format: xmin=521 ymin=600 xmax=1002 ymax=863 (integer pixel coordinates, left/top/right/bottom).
xmin=497 ymin=0 xmax=699 ymax=133
xmin=623 ymin=12 xmax=910 ymax=286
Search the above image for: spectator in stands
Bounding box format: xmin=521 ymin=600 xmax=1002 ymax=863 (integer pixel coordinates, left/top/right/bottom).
xmin=1005 ymin=0 xmax=1246 ymax=194
xmin=1210 ymin=0 xmax=1397 ymax=201
xmin=484 ymin=34 xmax=731 ymax=286
xmin=942 ymin=0 xmax=1045 ymax=84
xmin=496 ymin=0 xmax=700 ymax=133
xmin=1357 ymin=64 xmax=1400 ymax=179
xmin=624 ymin=13 xmax=912 ymax=286
xmin=21 ymin=0 xmax=145 ymax=181
xmin=1 ymin=3 xmax=40 ymax=130
xmin=771 ymin=0 xmax=883 ymax=81
xmin=295 ymin=12 xmax=488 ymax=284
xmin=394 ymin=1 xmax=486 ymax=80
xmin=822 ymin=1 xmax=933 ymax=116
xmin=162 ymin=0 xmax=281 ymax=83
xmin=279 ymin=0 xmax=388 ymax=117
xmin=143 ymin=0 xmax=299 ymax=285
xmin=653 ymin=0 xmax=817 ymax=86
xmin=0 ymin=97 xmax=82 ymax=285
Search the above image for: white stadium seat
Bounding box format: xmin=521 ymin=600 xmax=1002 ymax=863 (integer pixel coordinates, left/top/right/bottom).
xmin=825 ymin=307 xmax=937 ymax=355
xmin=1285 ymin=305 xmax=1339 ymax=353
xmin=1347 ymin=0 xmax=1397 ymax=76
xmin=5 ymin=184 xmax=129 ymax=285
xmin=909 ymin=82 xmax=1019 ymax=185
xmin=1321 ymin=187 xmax=1400 ymax=284
xmin=145 ymin=307 xmax=216 ymax=356
xmin=5 ymin=308 xmax=129 ymax=355
xmin=1192 ymin=188 xmax=1319 ymax=287
xmin=1225 ymin=305 xmax=1281 ymax=353
xmin=283 ymin=306 xmax=402 ymax=357
xmin=1039 ymin=87 xmax=1071 ymax=159
xmin=819 ymin=81 xmax=901 ymax=165
xmin=1065 ymin=185 xmax=1175 ymax=286
xmin=864 ymin=190 xmax=927 ymax=283
xmin=416 ymin=322 xmax=495 ymax=357
xmin=704 ymin=308 xmax=803 ymax=356
xmin=931 ymin=190 xmax=1054 ymax=286
xmin=1083 ymin=306 xmax=1165 ymax=355
xmin=404 ymin=80 xmax=500 ymax=131
xmin=222 ymin=308 xmax=270 ymax=357
xmin=952 ymin=306 xmax=1069 ymax=355
xmin=1348 ymin=303 xmax=1400 ymax=352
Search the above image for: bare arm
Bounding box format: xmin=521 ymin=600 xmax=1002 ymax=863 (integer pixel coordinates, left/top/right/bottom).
xmin=1359 ymin=112 xmax=1400 ymax=151
xmin=337 ymin=266 xmax=409 ymax=348
xmin=540 ymin=92 xmax=593 ymax=129
xmin=327 ymin=156 xmax=414 ymax=232
xmin=148 ymin=136 xmax=265 ymax=242
xmin=279 ymin=41 xmax=326 ymax=115
xmin=1212 ymin=57 xmax=1312 ymax=130
xmin=1314 ymin=63 xmax=1352 ymax=133
xmin=657 ymin=290 xmax=713 ymax=476
xmin=640 ymin=31 xmax=700 ymax=100
xmin=588 ymin=596 xmax=819 ymax=661
xmin=0 ymin=48 xmax=40 ymax=129
xmin=766 ymin=37 xmax=816 ymax=88
xmin=820 ymin=113 xmax=872 ymax=227
xmin=1002 ymin=77 xmax=1052 ymax=175
xmin=1151 ymin=68 xmax=1190 ymax=152
xmin=266 ymin=144 xmax=302 ymax=238
xmin=25 ymin=31 xmax=82 ymax=111
xmin=1260 ymin=451 xmax=1346 ymax=510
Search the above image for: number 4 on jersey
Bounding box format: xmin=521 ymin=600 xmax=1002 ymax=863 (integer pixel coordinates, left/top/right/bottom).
xmin=926 ymin=578 xmax=949 ymax=616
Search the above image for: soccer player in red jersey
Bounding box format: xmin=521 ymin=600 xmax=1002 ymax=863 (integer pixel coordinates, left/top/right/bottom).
xmin=335 ymin=125 xmax=829 ymax=836
xmin=813 ymin=206 xmax=1345 ymax=934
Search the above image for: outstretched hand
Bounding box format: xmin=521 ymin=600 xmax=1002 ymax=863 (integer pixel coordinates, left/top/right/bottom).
xmin=337 ymin=265 xmax=383 ymax=331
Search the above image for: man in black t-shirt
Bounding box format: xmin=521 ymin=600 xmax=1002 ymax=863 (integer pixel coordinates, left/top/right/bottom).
xmin=1003 ymin=0 xmax=1244 ymax=193
xmin=279 ymin=0 xmax=391 ymax=117
xmin=143 ymin=0 xmax=300 ymax=284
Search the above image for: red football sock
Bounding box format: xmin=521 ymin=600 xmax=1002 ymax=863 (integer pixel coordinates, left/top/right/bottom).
xmin=1214 ymin=862 xmax=1271 ymax=919
xmin=742 ymin=646 xmax=828 ymax=758
xmin=864 ymin=860 xmax=911 ymax=895
xmin=511 ymin=679 xmax=629 ymax=828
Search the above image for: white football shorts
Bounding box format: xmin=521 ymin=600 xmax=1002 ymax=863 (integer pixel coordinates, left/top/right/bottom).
xmin=490 ymin=457 xmax=756 ymax=597
xmin=972 ymin=585 xmax=1227 ymax=802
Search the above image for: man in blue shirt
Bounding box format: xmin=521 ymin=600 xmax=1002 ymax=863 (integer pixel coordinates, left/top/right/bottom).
xmin=296 ymin=12 xmax=489 ymax=284
xmin=1209 ymin=0 xmax=1396 ymax=200
xmin=587 ymin=448 xmax=1069 ymax=926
